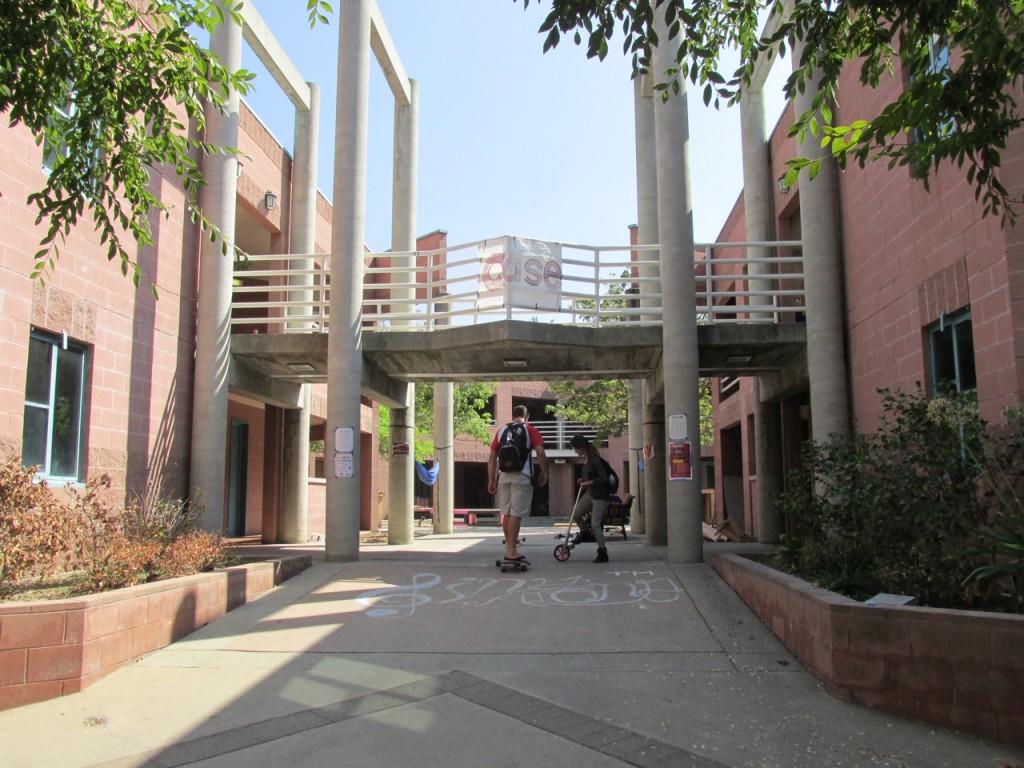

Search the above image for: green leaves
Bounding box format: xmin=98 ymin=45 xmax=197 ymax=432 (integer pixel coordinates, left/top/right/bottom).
xmin=306 ymin=0 xmax=333 ymax=29
xmin=3 ymin=0 xmax=255 ymax=293
xmin=515 ymin=0 xmax=1024 ymax=221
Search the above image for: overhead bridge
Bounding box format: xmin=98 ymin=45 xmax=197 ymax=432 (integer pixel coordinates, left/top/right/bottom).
xmin=228 ymin=237 xmax=807 ymax=405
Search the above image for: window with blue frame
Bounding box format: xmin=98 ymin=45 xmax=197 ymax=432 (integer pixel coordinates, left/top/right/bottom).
xmin=22 ymin=329 xmax=87 ymax=482
xmin=927 ymin=309 xmax=976 ymax=395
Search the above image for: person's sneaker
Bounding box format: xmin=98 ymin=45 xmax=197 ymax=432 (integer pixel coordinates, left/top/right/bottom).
xmin=571 ymin=529 xmax=594 ymax=545
xmin=593 ymin=547 xmax=608 ymax=563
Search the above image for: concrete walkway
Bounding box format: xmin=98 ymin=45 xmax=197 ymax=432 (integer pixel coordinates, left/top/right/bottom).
xmin=1 ymin=524 xmax=1021 ymax=768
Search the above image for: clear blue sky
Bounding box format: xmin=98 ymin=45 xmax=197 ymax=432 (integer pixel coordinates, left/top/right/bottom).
xmin=241 ymin=1 xmax=787 ymax=252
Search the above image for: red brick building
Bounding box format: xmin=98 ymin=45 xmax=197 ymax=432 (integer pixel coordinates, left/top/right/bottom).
xmin=707 ymin=50 xmax=1024 ymax=538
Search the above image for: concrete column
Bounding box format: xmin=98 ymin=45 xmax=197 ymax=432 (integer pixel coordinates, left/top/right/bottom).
xmin=433 ymin=381 xmax=454 ymax=534
xmin=653 ymin=13 xmax=703 ymax=563
xmin=634 ymin=75 xmax=661 ymax=322
xmin=191 ymin=4 xmax=241 ymax=532
xmin=633 ymin=74 xmax=661 ymax=539
xmin=434 ymin=303 xmax=454 ymax=535
xmin=387 ymin=384 xmax=415 ymax=544
xmin=642 ymin=397 xmax=666 ymax=544
xmin=387 ymin=78 xmax=419 ymax=544
xmin=739 ymin=88 xmax=775 ymax=317
xmin=792 ymin=42 xmax=850 ymax=442
xmin=281 ymin=387 xmax=310 ymax=543
xmin=627 ymin=379 xmax=644 ymax=534
xmin=752 ymin=387 xmax=783 ymax=542
xmin=325 ymin=0 xmax=372 ymax=561
xmin=739 ymin=79 xmax=786 ymax=535
xmin=279 ymin=82 xmax=320 ymax=544
xmin=289 ymin=82 xmax=320 ymax=330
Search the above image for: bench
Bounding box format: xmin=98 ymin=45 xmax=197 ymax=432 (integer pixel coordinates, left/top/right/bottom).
xmin=453 ymin=508 xmax=500 ymax=525
xmin=602 ymin=494 xmax=633 ymax=540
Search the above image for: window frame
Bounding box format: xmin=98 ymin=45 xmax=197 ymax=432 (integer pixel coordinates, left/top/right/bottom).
xmin=22 ymin=329 xmax=88 ymax=484
xmin=927 ymin=309 xmax=976 ymax=396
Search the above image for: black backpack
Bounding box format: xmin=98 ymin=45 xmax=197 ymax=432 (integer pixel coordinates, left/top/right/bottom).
xmin=497 ymin=421 xmax=530 ymax=472
xmin=599 ymin=456 xmax=619 ymax=493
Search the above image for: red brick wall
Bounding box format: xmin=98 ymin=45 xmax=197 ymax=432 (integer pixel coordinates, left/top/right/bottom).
xmin=713 ymin=554 xmax=1024 ymax=749
xmin=0 ymin=558 xmax=309 ymax=712
xmin=1 ymin=116 xmax=198 ymax=502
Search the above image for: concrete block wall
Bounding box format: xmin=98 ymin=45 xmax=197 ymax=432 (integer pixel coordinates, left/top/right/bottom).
xmin=0 ymin=557 xmax=310 ymax=712
xmin=712 ymin=553 xmax=1024 ymax=749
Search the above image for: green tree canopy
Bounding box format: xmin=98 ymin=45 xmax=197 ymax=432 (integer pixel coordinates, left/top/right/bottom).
xmin=516 ymin=0 xmax=1024 ymax=219
xmin=379 ymin=382 xmax=497 ymax=461
xmin=1 ymin=1 xmax=330 ymax=293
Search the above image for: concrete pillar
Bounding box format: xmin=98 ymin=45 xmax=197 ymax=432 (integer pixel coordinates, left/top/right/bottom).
xmin=387 ymin=384 xmax=415 ymax=544
xmin=627 ymin=380 xmax=644 ymax=534
xmin=642 ymin=398 xmax=666 ymax=544
xmin=739 ymin=88 xmax=775 ymax=316
xmin=632 ymin=74 xmax=661 ymax=540
xmin=792 ymin=42 xmax=850 ymax=442
xmin=739 ymin=78 xmax=786 ymax=536
xmin=433 ymin=381 xmax=454 ymax=534
xmin=289 ymin=82 xmax=320 ymax=330
xmin=387 ymin=78 xmax=419 ymax=545
xmin=281 ymin=387 xmax=310 ymax=543
xmin=653 ymin=13 xmax=703 ymax=563
xmin=191 ymin=4 xmax=241 ymax=532
xmin=325 ymin=0 xmax=372 ymax=561
xmin=752 ymin=388 xmax=783 ymax=542
xmin=279 ymin=82 xmax=320 ymax=544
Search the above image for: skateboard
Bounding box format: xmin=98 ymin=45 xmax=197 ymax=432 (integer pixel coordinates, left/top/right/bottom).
xmin=496 ymin=557 xmax=530 ymax=573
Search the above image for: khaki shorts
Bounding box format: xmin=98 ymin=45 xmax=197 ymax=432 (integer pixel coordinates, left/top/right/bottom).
xmin=497 ymin=471 xmax=533 ymax=518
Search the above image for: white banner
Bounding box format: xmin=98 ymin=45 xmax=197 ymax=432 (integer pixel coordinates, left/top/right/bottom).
xmin=477 ymin=236 xmax=563 ymax=311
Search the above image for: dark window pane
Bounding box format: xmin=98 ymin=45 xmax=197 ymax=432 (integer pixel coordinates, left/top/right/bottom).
xmin=955 ymin=319 xmax=977 ymax=392
xmin=24 ymin=336 xmax=53 ymax=405
xmin=51 ymin=346 xmax=84 ymax=477
xmin=931 ymin=324 xmax=956 ymax=389
xmin=22 ymin=404 xmax=49 ymax=468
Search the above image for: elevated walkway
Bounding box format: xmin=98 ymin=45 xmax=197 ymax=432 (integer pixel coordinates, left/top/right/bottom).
xmin=227 ymin=237 xmax=808 ymax=403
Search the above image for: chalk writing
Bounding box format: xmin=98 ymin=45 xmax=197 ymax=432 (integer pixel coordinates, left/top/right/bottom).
xmin=356 ymin=571 xmax=683 ymax=618
xmin=356 ymin=572 xmax=441 ymax=617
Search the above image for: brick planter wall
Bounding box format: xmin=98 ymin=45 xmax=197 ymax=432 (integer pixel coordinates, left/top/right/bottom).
xmin=0 ymin=556 xmax=311 ymax=711
xmin=712 ymin=553 xmax=1024 ymax=749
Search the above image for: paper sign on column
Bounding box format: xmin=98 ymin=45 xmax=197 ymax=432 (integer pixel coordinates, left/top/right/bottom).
xmin=335 ymin=453 xmax=353 ymax=478
xmin=669 ymin=414 xmax=688 ymax=441
xmin=334 ymin=426 xmax=354 ymax=453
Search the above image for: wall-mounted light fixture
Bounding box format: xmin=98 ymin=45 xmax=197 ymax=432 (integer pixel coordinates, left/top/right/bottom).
xmin=264 ymin=190 xmax=278 ymax=210
xmin=503 ymin=359 xmax=528 ymax=369
xmin=778 ymin=177 xmax=790 ymax=194
xmin=236 ymin=161 xmax=244 ymax=178
xmin=287 ymin=362 xmax=316 ymax=373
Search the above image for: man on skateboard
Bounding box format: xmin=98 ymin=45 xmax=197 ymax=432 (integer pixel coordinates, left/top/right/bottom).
xmin=487 ymin=405 xmax=549 ymax=565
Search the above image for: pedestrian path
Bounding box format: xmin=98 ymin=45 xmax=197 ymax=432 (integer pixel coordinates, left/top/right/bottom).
xmin=1 ymin=527 xmax=1020 ymax=768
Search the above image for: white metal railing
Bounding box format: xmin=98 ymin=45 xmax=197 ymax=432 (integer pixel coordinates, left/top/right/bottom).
xmin=228 ymin=237 xmax=804 ymax=334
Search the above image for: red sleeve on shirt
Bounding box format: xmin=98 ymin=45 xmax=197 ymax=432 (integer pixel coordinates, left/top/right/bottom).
xmin=526 ymin=424 xmax=545 ymax=448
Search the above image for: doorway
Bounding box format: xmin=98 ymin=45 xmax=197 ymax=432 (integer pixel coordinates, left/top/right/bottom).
xmin=228 ymin=419 xmax=249 ymax=536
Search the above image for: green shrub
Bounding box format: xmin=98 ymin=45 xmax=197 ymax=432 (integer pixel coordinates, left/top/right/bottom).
xmin=777 ymin=389 xmax=997 ymax=608
xmin=967 ymin=406 xmax=1024 ymax=611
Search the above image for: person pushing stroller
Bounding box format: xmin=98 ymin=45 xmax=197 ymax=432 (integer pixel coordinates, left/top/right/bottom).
xmin=569 ymin=434 xmax=612 ymax=563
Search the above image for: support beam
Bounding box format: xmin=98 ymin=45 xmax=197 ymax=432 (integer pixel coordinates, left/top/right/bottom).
xmin=325 ymin=0 xmax=373 ymax=561
xmin=191 ymin=3 xmax=241 ymax=532
xmin=653 ymin=12 xmax=703 ymax=563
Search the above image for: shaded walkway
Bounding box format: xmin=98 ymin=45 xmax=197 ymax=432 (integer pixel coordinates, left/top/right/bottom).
xmin=0 ymin=526 xmax=1019 ymax=768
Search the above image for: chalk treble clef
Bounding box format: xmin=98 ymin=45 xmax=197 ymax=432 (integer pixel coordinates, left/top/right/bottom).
xmin=357 ymin=572 xmax=440 ymax=618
